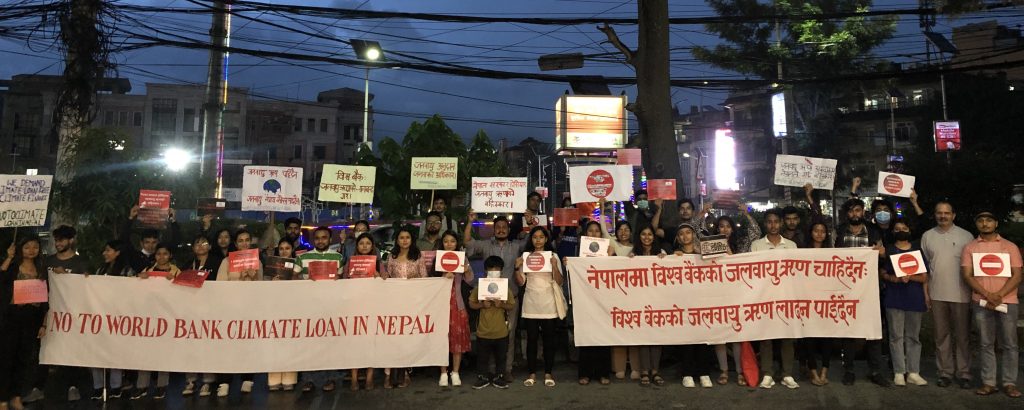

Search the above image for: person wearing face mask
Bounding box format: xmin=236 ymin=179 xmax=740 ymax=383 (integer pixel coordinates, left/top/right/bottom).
xmin=469 ymin=256 xmax=516 ymax=390
xmin=879 ymin=219 xmax=930 ymax=387
xmin=625 ymin=190 xmax=661 ymax=238
xmin=871 ymin=199 xmax=896 ymax=246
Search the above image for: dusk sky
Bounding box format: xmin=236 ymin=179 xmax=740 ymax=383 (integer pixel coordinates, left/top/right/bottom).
xmin=2 ymin=0 xmax=1017 ymax=145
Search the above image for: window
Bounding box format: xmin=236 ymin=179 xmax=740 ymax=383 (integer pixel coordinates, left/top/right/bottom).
xmin=320 ymin=118 xmax=328 ymax=133
xmin=119 ymin=111 xmax=128 ymax=126
xmin=293 ymin=145 xmax=303 ymax=159
xmin=887 ymin=122 xmax=913 ymax=142
xmin=307 ymin=118 xmax=316 ymax=132
xmin=104 ymin=111 xmax=114 ymax=126
xmin=313 ymin=145 xmax=326 ymax=160
xmin=133 ymin=112 xmax=143 ymax=127
xmin=294 ymin=117 xmax=302 ymax=131
xmin=151 ymin=98 xmax=178 ymax=133
xmin=183 ymin=108 xmax=198 ymax=132
xmin=13 ymin=113 xmax=20 ymax=130
xmin=268 ymin=146 xmax=277 ymax=160
xmin=343 ymin=125 xmax=358 ymax=141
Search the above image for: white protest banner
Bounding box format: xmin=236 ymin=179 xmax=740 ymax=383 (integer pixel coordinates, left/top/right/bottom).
xmin=0 ymin=175 xmax=52 ymax=227
xmin=319 ymin=165 xmax=376 ymax=204
xmin=773 ymin=155 xmax=837 ymax=190
xmin=972 ymin=253 xmax=1011 ymax=278
xmin=478 ymin=278 xmax=509 ymax=301
xmin=435 ymin=251 xmax=466 ymax=273
xmin=410 ymin=157 xmax=458 ymax=190
xmin=580 ymin=237 xmax=610 ymax=257
xmin=567 ymin=248 xmax=881 ymax=346
xmin=569 ymin=165 xmax=633 ymax=203
xmin=877 ymin=171 xmax=915 ymax=198
xmin=522 ymin=251 xmax=553 ymax=273
xmin=890 ymin=251 xmax=926 ymax=277
xmin=471 ymin=177 xmax=527 ymax=213
xmin=41 ymin=275 xmax=450 ymax=372
xmin=241 ymin=166 xmax=302 ymax=212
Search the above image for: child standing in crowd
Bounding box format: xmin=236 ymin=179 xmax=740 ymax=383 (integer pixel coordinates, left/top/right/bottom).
xmin=267 ymin=239 xmax=299 ymax=392
xmin=881 ymin=220 xmax=929 ymax=387
xmin=134 ymin=243 xmax=180 ymax=400
xmin=344 ymin=233 xmax=379 ymax=390
xmin=470 ymin=256 xmax=516 ymax=390
xmin=630 ymin=226 xmax=667 ymax=386
xmin=576 ymin=220 xmax=613 ymax=386
xmin=1 ymin=237 xmax=46 ymax=410
xmin=673 ymin=225 xmax=715 ymax=388
xmin=803 ymin=221 xmax=836 ymax=386
xmin=516 ymin=226 xmax=564 ymax=388
xmin=434 ymin=231 xmax=473 ymax=388
xmin=382 ymin=226 xmax=426 ymax=388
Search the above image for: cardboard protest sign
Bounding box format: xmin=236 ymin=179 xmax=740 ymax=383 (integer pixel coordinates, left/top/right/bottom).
xmin=263 ymin=256 xmax=295 ymax=280
xmin=172 ymin=270 xmax=209 ymax=288
xmin=553 ymin=208 xmax=581 ymax=227
xmin=569 ymin=165 xmax=633 ymax=203
xmin=138 ymin=190 xmax=171 ymax=229
xmin=647 ymin=179 xmax=677 ymax=200
xmin=700 ymin=235 xmax=730 ymax=260
xmin=319 ymin=165 xmax=376 ymax=204
xmin=934 ymin=121 xmax=961 ymax=152
xmin=617 ymin=149 xmax=642 ymax=166
xmin=410 ymin=157 xmax=458 ymax=190
xmin=773 ymin=155 xmax=837 ymax=190
xmin=877 ymin=171 xmax=915 ymax=198
xmin=712 ymin=190 xmax=742 ymax=209
xmin=434 ymin=251 xmax=466 ymax=273
xmin=308 ymin=260 xmax=340 ymax=281
xmin=522 ymin=251 xmax=553 ymax=273
xmin=580 ymin=237 xmax=610 ymax=257
xmin=197 ymin=198 xmax=227 ymax=217
xmin=890 ymin=251 xmax=926 ymax=277
xmin=973 ymin=253 xmax=1011 ymax=278
xmin=242 ymin=166 xmax=303 ymax=212
xmin=347 ymin=255 xmax=377 ymax=278
xmin=478 ymin=278 xmax=509 ymax=301
xmin=471 ymin=177 xmax=527 ymax=213
xmin=0 ymin=175 xmax=52 ymax=227
xmin=13 ymin=279 xmax=48 ymax=304
xmin=228 ymin=249 xmax=260 ymax=274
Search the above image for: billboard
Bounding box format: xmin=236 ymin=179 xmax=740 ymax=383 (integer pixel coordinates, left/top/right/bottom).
xmin=933 ymin=121 xmax=961 ymax=152
xmin=555 ymin=95 xmax=627 ymax=150
xmin=771 ymin=92 xmax=787 ymax=138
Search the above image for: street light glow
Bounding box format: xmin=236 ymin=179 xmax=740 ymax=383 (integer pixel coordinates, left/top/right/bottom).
xmin=364 ymin=47 xmax=381 ymax=61
xmin=163 ymin=148 xmax=191 ymax=172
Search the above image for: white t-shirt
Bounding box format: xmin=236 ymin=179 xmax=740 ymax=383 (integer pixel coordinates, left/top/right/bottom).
xmin=521 ymin=258 xmax=564 ymax=319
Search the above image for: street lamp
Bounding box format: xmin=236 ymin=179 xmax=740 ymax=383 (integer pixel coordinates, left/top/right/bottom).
xmin=350 ymin=39 xmax=383 ymax=152
xmin=163 ymin=148 xmax=191 ymax=172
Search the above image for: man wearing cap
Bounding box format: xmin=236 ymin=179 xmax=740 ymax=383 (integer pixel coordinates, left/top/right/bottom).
xmin=960 ymin=211 xmax=1022 ymax=398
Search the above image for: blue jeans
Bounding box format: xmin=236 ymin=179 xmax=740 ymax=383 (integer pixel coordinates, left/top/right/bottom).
xmin=972 ymin=303 xmax=1019 ymax=387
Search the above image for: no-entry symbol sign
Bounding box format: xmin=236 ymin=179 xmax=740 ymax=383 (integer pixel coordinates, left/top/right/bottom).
xmin=434 ymin=251 xmax=465 ymax=273
xmin=890 ymin=250 xmax=926 ymax=277
xmin=973 ymin=253 xmax=1011 ymax=277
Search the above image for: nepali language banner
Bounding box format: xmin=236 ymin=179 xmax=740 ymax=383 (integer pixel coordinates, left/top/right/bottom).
xmin=0 ymin=174 xmax=52 ymax=227
xmin=410 ymin=157 xmax=458 ymax=190
xmin=470 ymin=177 xmax=527 ymax=213
xmin=567 ymin=248 xmax=881 ymax=346
xmin=241 ymin=166 xmax=302 ymax=212
xmin=319 ymin=165 xmax=376 ymax=204
xmin=40 ymin=275 xmax=451 ymax=373
xmin=772 ymin=155 xmax=837 ymax=190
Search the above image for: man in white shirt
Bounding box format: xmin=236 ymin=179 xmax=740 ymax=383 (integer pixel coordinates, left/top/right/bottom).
xmin=750 ymin=209 xmax=799 ymax=389
xmin=920 ymin=201 xmax=976 ymax=389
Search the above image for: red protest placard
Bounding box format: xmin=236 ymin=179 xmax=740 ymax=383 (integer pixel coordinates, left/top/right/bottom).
xmin=143 ymin=270 xmax=169 ymax=278
xmin=712 ymin=190 xmax=741 ymax=209
xmin=172 ymin=270 xmax=210 ymax=288
xmin=553 ymin=208 xmax=581 ymax=227
xmin=617 ymin=148 xmax=642 ymax=166
xmin=12 ymin=279 xmax=47 ymax=304
xmin=347 ymin=255 xmax=377 ymax=279
xmin=228 ymin=249 xmax=260 ymax=274
xmin=647 ymin=179 xmax=677 ymax=200
xmin=138 ymin=190 xmax=171 ymax=229
xmin=308 ymin=260 xmax=339 ymax=281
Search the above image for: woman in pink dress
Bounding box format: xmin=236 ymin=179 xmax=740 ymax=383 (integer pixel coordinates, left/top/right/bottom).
xmin=343 ymin=233 xmax=380 ymax=390
xmin=433 ymin=231 xmax=473 ymax=387
xmin=381 ymin=226 xmax=426 ymax=388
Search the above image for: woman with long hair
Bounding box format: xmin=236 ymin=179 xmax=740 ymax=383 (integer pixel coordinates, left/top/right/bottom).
xmin=433 ymin=230 xmax=474 ymax=388
xmin=803 ymin=221 xmax=836 ymax=386
xmin=265 ymin=239 xmax=299 ymax=393
xmin=576 ymin=220 xmax=613 ymax=386
xmin=343 ymin=233 xmax=379 ymax=390
xmin=629 ymin=226 xmax=667 ymax=386
xmin=710 ymin=207 xmax=761 ymax=385
xmin=0 ymin=237 xmax=46 ymax=410
xmin=181 ymin=235 xmax=222 ymax=397
xmin=515 ymin=226 xmax=564 ymax=388
xmin=673 ymin=225 xmax=716 ymax=388
xmin=88 ymin=240 xmax=133 ymax=400
xmin=133 ymin=243 xmax=180 ymax=400
xmin=382 ymin=226 xmax=426 ymax=388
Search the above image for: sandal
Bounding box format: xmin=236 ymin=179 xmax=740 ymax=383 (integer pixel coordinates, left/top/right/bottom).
xmin=717 ymin=371 xmax=729 ymax=385
xmin=653 ymin=375 xmax=665 ymax=386
xmin=975 ymin=385 xmax=998 ymax=396
xmin=1005 ymin=384 xmax=1022 ymax=398
xmin=599 ymin=377 xmax=611 ymax=385
xmin=523 ymin=378 xmax=536 ymax=387
xmin=383 ymin=377 xmax=393 ymax=389
xmin=322 ymin=381 xmax=335 ymax=392
xmin=578 ymin=377 xmax=590 ymax=385
xmin=398 ymin=373 xmax=411 ymax=389
xmin=544 ymin=377 xmax=556 ymax=387
xmin=640 ymin=375 xmax=651 ymax=386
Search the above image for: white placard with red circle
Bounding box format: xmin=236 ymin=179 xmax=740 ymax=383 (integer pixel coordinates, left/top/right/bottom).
xmin=568 ymin=165 xmax=633 ymax=204
xmin=522 ymin=251 xmax=553 ymax=273
xmin=972 ymin=253 xmax=1011 ymax=277
xmin=889 ymin=250 xmax=926 ymax=277
xmin=434 ymin=251 xmax=465 ymax=273
xmin=877 ymin=171 xmax=915 ymax=198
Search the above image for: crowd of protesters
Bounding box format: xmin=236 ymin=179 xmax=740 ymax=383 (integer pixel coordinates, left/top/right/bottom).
xmin=0 ymin=180 xmax=1021 ymax=409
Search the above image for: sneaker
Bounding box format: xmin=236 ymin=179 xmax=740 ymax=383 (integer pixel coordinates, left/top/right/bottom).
xmin=492 ymin=375 xmax=509 ymax=389
xmin=936 ymin=376 xmax=951 ymax=387
xmin=241 ymin=380 xmax=254 ymax=393
xmin=759 ymin=375 xmax=775 ymax=389
xmin=894 ymin=374 xmax=906 ymax=386
xmin=451 ymin=372 xmax=462 ymax=387
xmin=68 ymin=386 xmax=81 ymax=402
xmin=283 ymin=384 xmax=295 ymax=391
xmin=90 ymin=392 xmax=104 ymax=401
xmin=907 ymin=373 xmax=928 ymax=386
xmin=269 ymin=384 xmax=282 ymax=391
xmin=439 ymin=373 xmax=449 ymax=387
xmin=842 ymin=372 xmax=856 ymax=386
xmin=109 ymin=388 xmax=123 ymax=399
xmin=23 ymin=387 xmax=45 ymax=403
xmin=682 ymin=376 xmax=696 ymax=388
xmin=153 ymin=387 xmax=166 ymax=400
xmin=472 ymin=375 xmax=491 ymax=390
xmin=870 ymin=373 xmax=891 ymax=387
xmin=130 ymin=388 xmax=147 ymax=400
xmin=183 ymin=381 xmax=196 ymax=396
xmin=699 ymin=376 xmax=713 ymax=388
xmin=781 ymin=376 xmax=799 ymax=389
xmin=217 ymin=383 xmax=229 ymax=397
xmin=199 ymin=383 xmax=212 ymax=397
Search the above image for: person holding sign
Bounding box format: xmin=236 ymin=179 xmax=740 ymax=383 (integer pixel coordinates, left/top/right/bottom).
xmin=960 ymin=211 xmax=1022 ymax=398
xmin=86 ymin=241 xmax=133 ymax=400
xmin=264 ymin=240 xmax=300 ymax=393
xmin=132 ymin=244 xmax=180 ymax=400
xmin=382 ymin=226 xmax=427 ymax=389
xmin=710 ymin=206 xmax=760 ymax=386
xmin=750 ymin=210 xmax=800 ymax=390
xmin=880 ymin=220 xmax=930 ymax=387
xmin=41 ymin=226 xmax=90 ymax=402
xmin=512 ymin=192 xmax=549 ymax=240
xmin=469 ymin=256 xmax=516 ymax=390
xmin=432 ymin=231 xmax=473 ymax=388
xmin=596 ymin=198 xmax=634 ymax=259
xmin=0 ymin=236 xmax=47 ymax=410
xmin=575 ymin=220 xmax=612 ymax=387
xmin=214 ymin=230 xmax=263 ymax=396
xmin=672 ymin=225 xmax=716 ymax=388
xmin=180 ymin=235 xmax=223 ymax=398
xmin=515 ymin=227 xmax=564 ymax=388
xmin=293 ymin=227 xmax=345 ymax=282
xmin=802 ymin=221 xmax=836 ymax=387
xmin=629 ymin=226 xmax=668 ymax=386
xmin=121 ymin=205 xmax=181 ymax=274
xmin=342 ymin=233 xmax=378 ymax=390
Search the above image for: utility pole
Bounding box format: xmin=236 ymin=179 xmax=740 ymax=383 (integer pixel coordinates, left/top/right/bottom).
xmin=775 ymin=0 xmax=791 ymax=203
xmin=201 ymin=0 xmax=230 ymax=197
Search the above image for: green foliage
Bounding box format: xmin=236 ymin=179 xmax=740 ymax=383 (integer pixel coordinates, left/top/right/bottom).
xmin=356 ymin=115 xmax=508 ymax=220
xmin=51 ymin=127 xmax=213 ymax=269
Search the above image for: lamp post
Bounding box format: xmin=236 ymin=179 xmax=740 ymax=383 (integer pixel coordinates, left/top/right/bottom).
xmin=350 ymin=39 xmax=383 ymax=152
